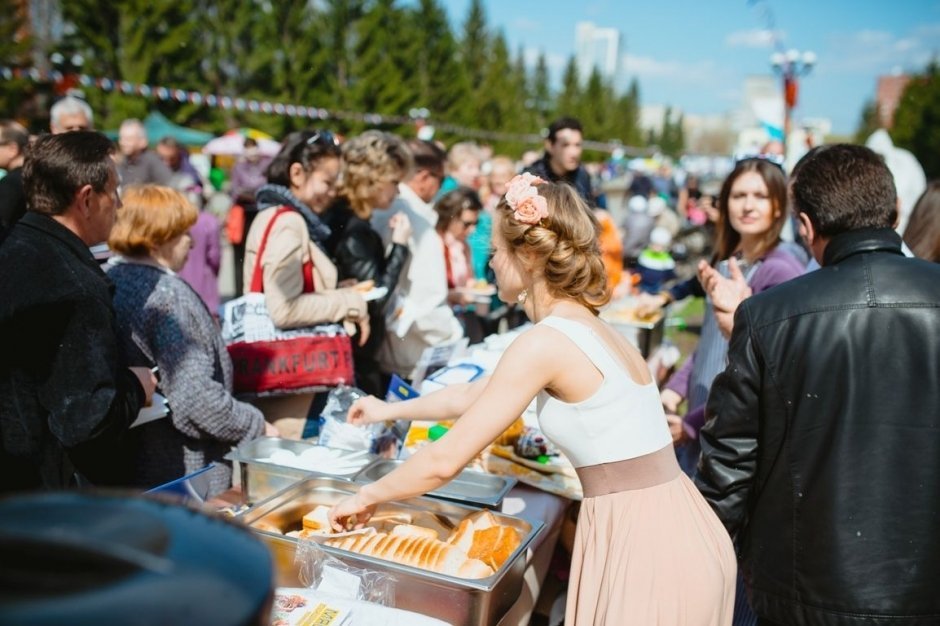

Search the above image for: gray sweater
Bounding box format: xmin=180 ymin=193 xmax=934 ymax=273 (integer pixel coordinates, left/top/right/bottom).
xmin=107 ymin=259 xmax=264 ymax=496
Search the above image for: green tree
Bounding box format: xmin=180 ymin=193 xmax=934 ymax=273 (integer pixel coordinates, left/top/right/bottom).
xmin=348 ymin=0 xmax=414 ymax=133
xmin=853 ymin=99 xmax=881 ymax=144
xmin=461 ymin=0 xmax=489 ymax=94
xmin=0 ymin=0 xmax=33 ymax=124
xmin=405 ymin=0 xmax=472 ymax=130
xmin=581 ymin=67 xmax=616 ymax=145
xmin=656 ymin=107 xmax=685 ymax=157
xmin=317 ymin=0 xmax=366 ymax=114
xmin=62 ymin=0 xmax=208 ymax=130
xmin=476 ymin=32 xmax=514 ymax=133
xmin=247 ymin=0 xmax=330 ymax=137
xmin=891 ymin=60 xmax=940 ymax=178
xmin=556 ymin=56 xmax=581 ymax=122
xmin=621 ymin=78 xmax=643 ymax=147
xmin=530 ymin=52 xmax=552 ymax=128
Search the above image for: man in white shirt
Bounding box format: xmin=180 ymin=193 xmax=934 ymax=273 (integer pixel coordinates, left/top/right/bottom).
xmin=373 ymin=140 xmax=464 ymax=381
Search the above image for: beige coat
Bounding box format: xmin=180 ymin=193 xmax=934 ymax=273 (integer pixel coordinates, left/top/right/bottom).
xmin=243 ymin=207 xmax=366 ymax=329
xmin=242 ymin=207 xmax=367 ymax=438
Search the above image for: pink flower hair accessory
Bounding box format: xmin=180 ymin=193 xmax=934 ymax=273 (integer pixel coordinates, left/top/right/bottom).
xmin=505 ymin=173 xmax=548 ymax=225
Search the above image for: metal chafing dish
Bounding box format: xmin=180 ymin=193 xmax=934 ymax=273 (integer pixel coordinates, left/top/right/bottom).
xmin=238 ymin=476 xmax=542 ymax=626
xmin=225 ymin=437 xmax=375 ymax=503
xmin=354 ymin=458 xmax=516 ymax=510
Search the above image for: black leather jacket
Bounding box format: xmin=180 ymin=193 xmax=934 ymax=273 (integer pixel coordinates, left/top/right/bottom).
xmin=324 ymin=201 xmax=409 ymax=394
xmin=695 ymin=228 xmax=940 ymax=625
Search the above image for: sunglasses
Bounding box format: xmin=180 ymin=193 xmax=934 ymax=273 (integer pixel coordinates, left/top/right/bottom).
xmin=306 ymin=130 xmax=338 ymax=147
xmin=734 ymin=152 xmax=785 ymax=169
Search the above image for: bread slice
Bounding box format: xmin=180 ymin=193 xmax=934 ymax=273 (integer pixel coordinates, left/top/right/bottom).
xmin=390 ymin=524 xmax=439 ymax=541
xmin=302 ymin=505 xmax=332 ymax=533
xmin=357 ymin=532 xmax=385 ymax=556
xmin=467 ymin=526 xmax=522 ymax=571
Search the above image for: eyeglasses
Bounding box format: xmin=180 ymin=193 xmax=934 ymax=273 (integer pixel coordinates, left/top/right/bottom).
xmin=307 ymin=130 xmax=338 ymax=147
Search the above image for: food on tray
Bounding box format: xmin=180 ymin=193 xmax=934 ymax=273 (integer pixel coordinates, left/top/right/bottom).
xmin=390 ymin=523 xmax=439 ymax=541
xmin=302 ymin=505 xmax=331 ymax=533
xmin=603 ymin=307 xmax=662 ymax=325
xmin=447 ymin=510 xmax=522 ymax=571
xmin=494 ymin=417 xmax=525 ymax=447
xmin=253 ymin=520 xmax=283 ymax=534
xmin=256 ymin=446 xmax=369 ymax=475
xmin=326 ymin=528 xmax=495 ymax=579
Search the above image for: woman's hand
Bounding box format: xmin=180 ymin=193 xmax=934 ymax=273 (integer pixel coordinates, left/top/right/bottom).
xmin=698 ymin=257 xmax=751 ymax=338
xmin=264 ymin=421 xmax=280 ymax=437
xmin=389 ymin=212 xmax=413 ymax=245
xmin=347 ymin=395 xmax=392 ymax=426
xmin=666 ymin=413 xmax=688 ymax=445
xmin=660 ymin=388 xmax=683 ymax=414
xmin=351 ymin=315 xmax=370 ymax=347
xmin=635 ymin=291 xmax=668 ymax=318
xmin=329 ymin=492 xmax=376 ymax=532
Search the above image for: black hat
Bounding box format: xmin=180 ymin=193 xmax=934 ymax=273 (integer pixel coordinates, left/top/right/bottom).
xmin=0 ymin=491 xmax=274 ymax=625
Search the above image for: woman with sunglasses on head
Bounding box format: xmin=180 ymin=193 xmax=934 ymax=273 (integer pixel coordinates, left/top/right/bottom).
xmin=323 ymin=131 xmax=413 ymax=396
xmin=242 ymin=130 xmax=370 ymax=438
xmin=329 ymin=175 xmax=736 ymax=624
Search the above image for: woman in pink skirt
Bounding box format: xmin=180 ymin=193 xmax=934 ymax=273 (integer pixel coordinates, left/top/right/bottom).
xmin=331 ymin=174 xmax=736 ymax=624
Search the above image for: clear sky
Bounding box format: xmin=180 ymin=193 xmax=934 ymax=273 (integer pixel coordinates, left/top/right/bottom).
xmin=435 ymin=0 xmax=938 ymax=135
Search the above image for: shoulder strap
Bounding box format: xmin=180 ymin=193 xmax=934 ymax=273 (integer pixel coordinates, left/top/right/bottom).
xmin=249 ymin=206 xmax=296 ymax=293
xmin=539 ymin=316 xmax=620 ymax=378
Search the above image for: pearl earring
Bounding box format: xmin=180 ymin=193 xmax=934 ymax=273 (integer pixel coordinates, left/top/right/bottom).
xmin=517 ymin=289 xmax=528 ymax=305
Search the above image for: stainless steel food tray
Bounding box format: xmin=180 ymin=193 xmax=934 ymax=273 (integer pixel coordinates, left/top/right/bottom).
xmin=225 ymin=436 xmax=375 ymax=503
xmin=238 ymin=476 xmax=542 ymax=626
xmin=354 ymin=458 xmax=516 ymax=509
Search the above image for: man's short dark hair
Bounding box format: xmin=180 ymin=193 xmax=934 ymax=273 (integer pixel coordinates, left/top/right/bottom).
xmin=791 ymin=144 xmax=897 ymax=238
xmin=547 ymin=117 xmax=583 ymax=144
xmin=23 ymin=131 xmax=115 ymax=216
xmin=156 ymin=136 xmax=181 ymax=150
xmin=407 ymin=139 xmax=446 ymax=179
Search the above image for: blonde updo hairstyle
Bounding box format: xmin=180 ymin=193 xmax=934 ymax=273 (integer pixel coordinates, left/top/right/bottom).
xmin=338 ymin=130 xmax=413 ymax=219
xmin=495 ymin=182 xmax=609 ymax=314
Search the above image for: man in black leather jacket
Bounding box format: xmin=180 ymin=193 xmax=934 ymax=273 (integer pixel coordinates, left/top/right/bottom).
xmin=695 ymin=144 xmax=940 ymax=626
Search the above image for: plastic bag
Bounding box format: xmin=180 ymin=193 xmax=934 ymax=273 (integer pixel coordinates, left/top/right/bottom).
xmin=318 ymin=385 xmax=404 ymax=457
xmin=295 ymin=537 xmax=395 ymax=608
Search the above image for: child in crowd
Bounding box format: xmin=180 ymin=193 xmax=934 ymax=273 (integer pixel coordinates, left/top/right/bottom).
xmin=636 ymin=227 xmax=677 ymax=294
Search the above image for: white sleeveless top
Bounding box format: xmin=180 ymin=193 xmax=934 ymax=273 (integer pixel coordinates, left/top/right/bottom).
xmin=536 ymin=316 xmax=672 ymax=468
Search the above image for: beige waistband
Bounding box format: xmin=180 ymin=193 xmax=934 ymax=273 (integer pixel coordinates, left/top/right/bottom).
xmin=576 ymin=445 xmax=680 ymax=497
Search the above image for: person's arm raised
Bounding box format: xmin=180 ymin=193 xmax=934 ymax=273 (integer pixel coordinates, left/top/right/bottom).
xmin=330 ymin=329 xmax=557 ymax=530
xmin=347 ymin=376 xmax=491 ymax=426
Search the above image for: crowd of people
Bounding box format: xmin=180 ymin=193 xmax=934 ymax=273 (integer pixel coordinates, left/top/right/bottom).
xmin=1 ymin=93 xmax=939 ymax=626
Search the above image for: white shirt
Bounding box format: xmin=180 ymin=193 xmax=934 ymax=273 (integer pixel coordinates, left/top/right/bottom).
xmin=373 ymin=183 xmax=463 ymax=377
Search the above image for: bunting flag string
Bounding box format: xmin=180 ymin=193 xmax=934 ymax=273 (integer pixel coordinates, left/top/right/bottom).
xmin=0 ymin=65 xmax=641 ymax=153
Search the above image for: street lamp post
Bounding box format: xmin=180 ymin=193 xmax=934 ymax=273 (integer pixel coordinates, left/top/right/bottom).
xmin=770 ymin=49 xmax=815 ymax=154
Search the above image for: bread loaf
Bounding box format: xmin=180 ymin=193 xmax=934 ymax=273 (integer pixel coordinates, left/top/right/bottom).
xmin=325 ymin=531 xmax=495 ymax=579
xmin=467 ymin=525 xmax=522 ymax=570
xmin=446 ymin=510 xmax=520 ymax=570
